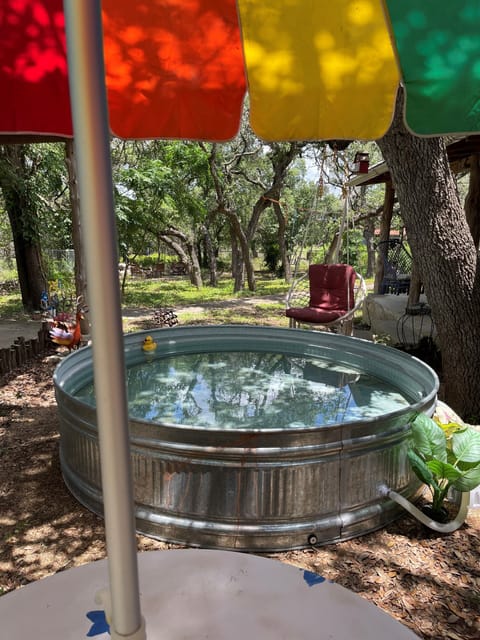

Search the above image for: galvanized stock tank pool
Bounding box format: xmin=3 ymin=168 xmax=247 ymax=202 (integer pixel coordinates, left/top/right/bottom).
xmin=53 ymin=325 xmax=438 ymax=551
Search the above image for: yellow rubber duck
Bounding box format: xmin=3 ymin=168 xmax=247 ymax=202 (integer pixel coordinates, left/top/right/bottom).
xmin=142 ymin=335 xmax=157 ymax=352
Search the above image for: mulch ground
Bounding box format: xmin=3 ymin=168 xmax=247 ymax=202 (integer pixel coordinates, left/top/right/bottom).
xmin=0 ymin=355 xmax=479 ymax=640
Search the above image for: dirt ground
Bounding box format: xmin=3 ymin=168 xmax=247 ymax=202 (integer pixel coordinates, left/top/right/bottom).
xmin=1 ymin=348 xmax=479 ymax=639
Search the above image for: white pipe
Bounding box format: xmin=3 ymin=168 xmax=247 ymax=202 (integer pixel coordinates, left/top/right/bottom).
xmin=63 ymin=2 xmax=145 ymax=639
xmin=380 ymin=486 xmax=470 ymax=533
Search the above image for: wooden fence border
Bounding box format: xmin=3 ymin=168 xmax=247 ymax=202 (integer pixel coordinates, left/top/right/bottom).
xmin=0 ymin=322 xmax=52 ymax=378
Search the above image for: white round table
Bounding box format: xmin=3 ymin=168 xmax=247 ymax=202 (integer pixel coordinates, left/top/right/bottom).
xmin=0 ymin=550 xmax=419 ymax=639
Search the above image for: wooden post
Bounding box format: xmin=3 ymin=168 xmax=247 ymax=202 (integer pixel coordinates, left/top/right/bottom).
xmin=14 ymin=339 xmax=26 ymax=365
xmin=0 ymin=349 xmax=7 ymax=375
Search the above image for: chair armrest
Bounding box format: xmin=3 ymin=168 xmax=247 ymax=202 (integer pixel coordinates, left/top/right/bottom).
xmin=285 ymin=272 xmax=310 ymax=308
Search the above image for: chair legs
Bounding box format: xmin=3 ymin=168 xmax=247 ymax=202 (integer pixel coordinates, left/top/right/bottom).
xmin=287 ymin=317 xmax=354 ymax=335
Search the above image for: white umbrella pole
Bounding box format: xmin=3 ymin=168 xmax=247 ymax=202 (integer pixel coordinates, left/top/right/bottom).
xmin=63 ymin=2 xmax=145 ymax=639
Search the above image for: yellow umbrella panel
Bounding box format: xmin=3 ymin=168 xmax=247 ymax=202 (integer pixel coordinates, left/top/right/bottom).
xmin=237 ymin=0 xmax=400 ymax=141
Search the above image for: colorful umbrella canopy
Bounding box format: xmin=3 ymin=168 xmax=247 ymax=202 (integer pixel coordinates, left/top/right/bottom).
xmin=1 ymin=0 xmax=480 ymax=142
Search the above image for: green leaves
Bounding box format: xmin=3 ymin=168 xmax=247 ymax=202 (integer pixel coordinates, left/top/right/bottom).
xmin=408 ymin=412 xmax=480 ymax=518
xmin=407 ymin=449 xmax=437 ymax=488
xmin=410 ymin=412 xmax=447 ymax=462
xmin=452 ymin=428 xmax=480 ymax=462
xmin=452 ymin=465 xmax=480 ymax=492
xmin=426 ymin=460 xmax=461 ymax=483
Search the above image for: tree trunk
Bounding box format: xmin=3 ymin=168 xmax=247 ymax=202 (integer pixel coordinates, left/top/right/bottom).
xmin=187 ymin=246 xmax=203 ymax=288
xmin=225 ymin=210 xmax=256 ymax=291
xmin=373 ymin=180 xmax=395 ymax=293
xmin=158 ymin=235 xmax=189 ymax=266
xmin=204 ymin=143 xmax=253 ymax=292
xmin=159 ymin=229 xmax=203 ymax=288
xmin=363 ymin=217 xmax=376 ymax=278
xmin=65 ymin=140 xmax=89 ymax=334
xmin=324 ymin=232 xmax=341 ymax=264
xmin=229 ymin=225 xmax=244 ymax=292
xmin=378 ymin=92 xmax=480 ymax=421
xmin=0 ymin=145 xmax=46 ymax=312
xmin=465 ymin=154 xmax=480 ymax=248
xmin=7 ymin=207 xmax=45 ymax=312
xmin=273 ymin=201 xmax=292 ymax=282
xmin=407 ymin=262 xmax=422 ymax=307
xmin=201 ymin=223 xmax=218 ymax=286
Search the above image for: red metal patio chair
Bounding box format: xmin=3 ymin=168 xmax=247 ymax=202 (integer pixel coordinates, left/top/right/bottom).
xmin=285 ymin=264 xmax=366 ymax=336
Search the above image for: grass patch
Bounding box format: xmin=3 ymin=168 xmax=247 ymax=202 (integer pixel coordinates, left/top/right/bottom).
xmin=181 ymin=303 xmax=287 ymax=327
xmin=121 ymin=275 xmax=289 ymax=309
xmin=0 ymin=294 xmax=24 ymax=318
xmin=122 ymin=297 xmax=287 ymax=333
xmin=122 ymin=278 xmax=235 ymax=308
xmin=0 ymin=273 xmax=291 ymax=324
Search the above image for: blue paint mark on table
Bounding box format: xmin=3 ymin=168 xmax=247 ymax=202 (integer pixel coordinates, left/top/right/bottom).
xmin=303 ymin=570 xmax=326 ymax=587
xmin=86 ymin=610 xmax=110 ymax=637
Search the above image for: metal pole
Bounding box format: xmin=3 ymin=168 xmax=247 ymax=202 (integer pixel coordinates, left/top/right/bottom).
xmin=62 ymin=2 xmax=145 ymax=638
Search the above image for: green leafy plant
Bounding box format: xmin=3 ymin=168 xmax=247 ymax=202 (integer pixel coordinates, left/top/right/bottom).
xmin=408 ymin=413 xmax=480 ymax=519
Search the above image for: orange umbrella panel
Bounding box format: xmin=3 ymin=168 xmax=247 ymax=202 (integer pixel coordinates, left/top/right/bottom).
xmin=102 ymin=0 xmax=247 ymax=141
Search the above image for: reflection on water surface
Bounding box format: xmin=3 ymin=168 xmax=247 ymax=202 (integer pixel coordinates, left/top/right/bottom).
xmin=75 ymin=351 xmax=411 ymax=429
